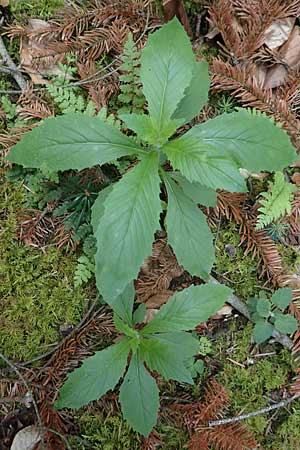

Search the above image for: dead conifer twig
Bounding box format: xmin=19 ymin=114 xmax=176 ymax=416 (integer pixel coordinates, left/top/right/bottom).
xmin=208 ymin=394 xmax=300 ymax=427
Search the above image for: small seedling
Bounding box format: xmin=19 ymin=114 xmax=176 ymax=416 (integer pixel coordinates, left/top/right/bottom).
xmin=248 ymin=288 xmax=297 ymax=344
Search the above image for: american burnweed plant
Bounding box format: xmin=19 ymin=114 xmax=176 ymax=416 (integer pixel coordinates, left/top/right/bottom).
xmin=55 ymin=282 xmax=231 ymax=436
xmin=248 ymin=288 xmax=298 ymax=344
xmin=9 ymin=19 xmax=297 ymax=303
xmin=8 ymin=18 xmax=297 ymax=435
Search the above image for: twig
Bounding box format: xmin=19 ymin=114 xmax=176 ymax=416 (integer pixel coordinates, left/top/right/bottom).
xmin=208 ymin=395 xmax=300 ymax=427
xmin=0 ymin=36 xmax=27 ymax=90
xmin=0 ymin=352 xmax=45 ymax=449
xmin=209 ymin=276 xmax=293 ymax=349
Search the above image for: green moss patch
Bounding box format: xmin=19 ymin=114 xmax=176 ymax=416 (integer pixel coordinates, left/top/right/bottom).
xmin=0 ymin=174 xmax=85 ymax=361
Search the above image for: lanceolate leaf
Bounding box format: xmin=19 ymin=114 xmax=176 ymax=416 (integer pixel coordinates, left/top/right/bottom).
xmin=153 ymin=332 xmax=200 ymax=359
xmin=171 ymin=172 xmax=217 ymax=206
xmin=8 ymin=113 xmax=144 ymax=171
xmin=172 ymin=61 xmax=210 ymax=126
xmin=119 ymin=353 xmax=159 ymax=436
xmin=55 ymin=338 xmax=131 ymax=409
xmin=91 ymin=185 xmax=113 ymax=233
xmin=141 ymin=284 xmax=232 ymax=335
xmin=95 ymin=153 xmax=161 ymax=302
xmin=140 ymin=17 xmax=194 ymax=137
xmin=140 ymin=337 xmax=194 ymax=384
xmin=164 ymin=176 xmax=214 ymax=280
xmin=180 ymin=111 xmax=297 ymax=172
xmin=111 ymin=282 xmax=135 ymax=326
xmin=120 ymin=113 xmax=177 ymax=145
xmin=163 ymin=138 xmax=246 ymax=192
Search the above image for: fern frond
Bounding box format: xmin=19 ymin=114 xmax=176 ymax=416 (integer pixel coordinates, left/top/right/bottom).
xmin=256 ymin=172 xmax=296 ymax=230
xmin=74 ymin=254 xmax=94 ymax=288
xmin=118 ymin=32 xmax=145 ymax=114
xmin=47 ymin=83 xmax=96 ymax=116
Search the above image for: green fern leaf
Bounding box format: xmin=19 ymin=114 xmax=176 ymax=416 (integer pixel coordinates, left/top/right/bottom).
xmin=74 ymin=254 xmax=95 ymax=287
xmin=256 ymin=172 xmax=296 ymax=230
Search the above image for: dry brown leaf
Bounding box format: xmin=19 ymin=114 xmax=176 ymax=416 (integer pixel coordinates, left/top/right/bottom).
xmin=280 ymin=25 xmax=300 ymax=69
xmin=163 ymin=0 xmax=192 ymax=36
xmin=291 ymin=172 xmax=300 ymax=185
xmin=10 ymin=426 xmax=40 ymax=450
xmin=145 ymin=291 xmax=173 ymax=309
xmin=264 ymin=64 xmax=288 ymax=89
xmin=20 ymin=19 xmax=68 ymax=84
xmin=145 ymin=308 xmax=158 ymax=323
xmin=211 ymin=304 xmax=233 ymax=320
xmin=264 ymin=17 xmax=295 ymax=49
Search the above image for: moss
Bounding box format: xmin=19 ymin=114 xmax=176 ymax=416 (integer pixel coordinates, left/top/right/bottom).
xmin=68 ymin=408 xmax=189 ymax=450
xmin=195 ymin=43 xmax=219 ymax=61
xmin=10 ymin=0 xmax=65 ymax=20
xmin=278 ymin=244 xmax=300 ymax=273
xmin=68 ymin=411 xmax=140 ymax=450
xmin=0 ymin=173 xmax=85 ymax=361
xmin=214 ymin=222 xmax=263 ymax=299
xmin=216 ymin=323 xmax=295 ymax=444
xmin=267 ymin=407 xmax=300 ymax=450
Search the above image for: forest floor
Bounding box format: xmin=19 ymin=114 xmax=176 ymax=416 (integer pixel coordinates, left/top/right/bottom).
xmin=0 ymin=1 xmax=300 ymax=449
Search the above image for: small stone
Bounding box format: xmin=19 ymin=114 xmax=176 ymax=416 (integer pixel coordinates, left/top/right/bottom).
xmin=225 ymin=244 xmax=236 ymax=258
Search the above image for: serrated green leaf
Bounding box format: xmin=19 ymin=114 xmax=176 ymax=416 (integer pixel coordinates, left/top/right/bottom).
xmin=141 ymin=284 xmax=232 ymax=335
xmin=256 ymin=298 xmax=271 ymax=319
xmin=152 ymin=332 xmax=200 ymax=359
xmin=274 ymin=313 xmax=298 ymax=334
xmin=91 ymin=185 xmax=113 ymax=233
xmin=133 ymin=303 xmax=146 ymax=325
xmin=119 ymin=353 xmax=159 ymax=436
xmin=179 ymin=111 xmax=296 ymax=172
xmin=8 ymin=113 xmax=144 ymax=171
xmin=55 ymin=338 xmax=131 ymax=409
xmin=114 ymin=315 xmax=137 ymax=338
xmin=164 ymin=175 xmax=214 ymax=280
xmin=271 ymin=288 xmax=293 ymax=311
xmin=140 ymin=337 xmax=194 ymax=384
xmin=253 ymin=321 xmax=274 ymax=344
xmin=172 ymin=61 xmax=210 ymax=125
xmin=108 ymin=282 xmax=134 ymax=326
xmin=171 ymin=172 xmax=217 ymax=206
xmin=95 ymin=152 xmax=161 ymax=302
xmin=163 ymin=138 xmax=246 ymax=192
xmin=120 ymin=113 xmax=177 ymax=145
xmin=140 ymin=17 xmax=194 ymax=138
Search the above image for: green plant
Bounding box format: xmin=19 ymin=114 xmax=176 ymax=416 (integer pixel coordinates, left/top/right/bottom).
xmin=74 ymin=234 xmax=96 ymax=287
xmin=117 ymin=32 xmax=145 ymax=114
xmin=248 ymin=288 xmax=298 ymax=344
xmin=256 ymin=171 xmax=296 ymax=230
xmin=55 ymin=283 xmax=232 ymax=436
xmin=8 ymin=18 xmax=297 ymax=306
xmin=10 ymin=0 xmax=65 ymax=20
xmin=47 ymin=60 xmax=96 ymax=116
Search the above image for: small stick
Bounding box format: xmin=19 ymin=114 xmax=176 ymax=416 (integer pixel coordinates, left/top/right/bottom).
xmin=0 ymin=35 xmax=27 ymax=90
xmin=208 ymin=395 xmax=300 ymax=427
